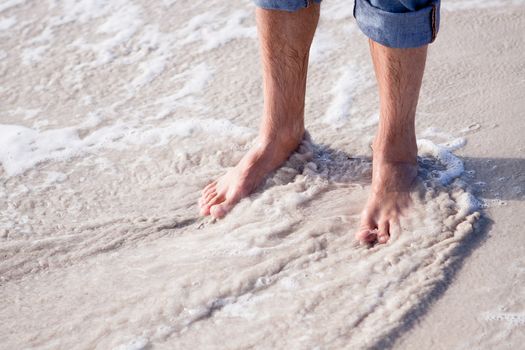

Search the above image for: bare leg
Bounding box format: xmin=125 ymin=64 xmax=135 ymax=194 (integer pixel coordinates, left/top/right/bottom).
xmin=356 ymin=40 xmax=428 ymax=244
xmin=199 ymin=5 xmax=319 ymax=218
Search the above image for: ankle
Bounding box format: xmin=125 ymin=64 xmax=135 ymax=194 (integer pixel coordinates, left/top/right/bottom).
xmin=259 ymin=127 xmax=304 ymax=153
xmin=372 ymin=137 xmax=417 ymax=164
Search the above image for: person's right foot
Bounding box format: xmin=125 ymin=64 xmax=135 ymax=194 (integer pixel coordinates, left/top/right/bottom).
xmin=198 ymin=136 xmax=301 ymax=219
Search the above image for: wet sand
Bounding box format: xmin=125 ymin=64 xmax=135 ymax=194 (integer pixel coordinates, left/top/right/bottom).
xmin=0 ymin=0 xmax=523 ymax=349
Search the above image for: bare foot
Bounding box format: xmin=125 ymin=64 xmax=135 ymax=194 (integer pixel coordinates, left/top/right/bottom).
xmin=355 ymin=36 xmax=427 ymax=244
xmin=198 ymin=138 xmax=300 ymax=219
xmin=356 ymin=157 xmax=417 ymax=245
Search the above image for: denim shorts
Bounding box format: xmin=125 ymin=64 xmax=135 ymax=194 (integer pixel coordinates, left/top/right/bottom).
xmin=253 ymin=0 xmax=440 ymax=49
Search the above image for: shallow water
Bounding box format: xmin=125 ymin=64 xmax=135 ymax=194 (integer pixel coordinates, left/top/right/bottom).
xmin=0 ymin=1 xmax=499 ymax=349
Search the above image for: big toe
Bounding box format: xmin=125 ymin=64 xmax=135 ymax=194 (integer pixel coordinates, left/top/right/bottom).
xmin=356 ymin=226 xmax=377 ymax=244
xmin=210 ymin=201 xmax=235 ymax=219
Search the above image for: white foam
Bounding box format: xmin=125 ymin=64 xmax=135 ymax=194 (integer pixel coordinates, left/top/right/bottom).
xmin=130 ymin=55 xmax=167 ymax=89
xmin=21 ymin=46 xmax=48 ymax=65
xmin=322 ymin=65 xmax=370 ymax=127
xmin=0 ymin=117 xmax=252 ymax=177
xmin=93 ymin=4 xmax=143 ymax=65
xmin=171 ymin=63 xmax=213 ymax=99
xmin=18 ymin=24 xmax=54 ymax=65
xmin=28 ymin=26 xmax=53 ymax=45
xmin=43 ymin=0 xmax=144 ymax=66
xmin=421 ymin=127 xmax=467 ymax=151
xmin=418 ymin=138 xmax=465 ymax=185
xmin=0 ymin=0 xmax=25 ymax=14
xmin=176 ymin=11 xmax=217 ymax=43
xmin=151 ymin=63 xmax=214 ymax=119
xmin=116 ymin=24 xmax=173 ymax=91
xmin=456 ymin=191 xmax=481 ymax=216
xmin=50 ymin=0 xmax=121 ymax=25
xmin=310 ymin=28 xmax=340 ymax=63
xmin=0 ymin=124 xmax=87 ymax=176
xmin=127 ymin=118 xmax=253 ymax=146
xmin=200 ymin=10 xmax=256 ymax=50
xmin=0 ymin=15 xmax=16 ymax=30
xmin=178 ymin=10 xmax=256 ymax=51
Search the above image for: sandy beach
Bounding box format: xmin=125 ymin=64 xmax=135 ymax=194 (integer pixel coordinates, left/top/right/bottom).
xmin=0 ymin=0 xmax=524 ymax=349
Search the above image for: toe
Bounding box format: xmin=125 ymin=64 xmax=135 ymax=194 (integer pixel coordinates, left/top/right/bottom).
xmin=208 ymin=193 xmax=223 ymax=207
xmin=356 ymin=229 xmax=375 ymax=243
xmin=204 ymin=189 xmax=218 ymax=203
xmin=198 ymin=190 xmax=215 ymax=211
xmin=210 ymin=201 xmax=235 ymax=219
xmin=199 ymin=182 xmax=217 ymax=210
xmin=200 ymin=193 xmax=223 ymax=216
xmin=200 ymin=205 xmax=211 ymax=216
xmin=199 ymin=196 xmax=211 ymax=215
xmin=356 ymin=225 xmax=378 ymax=244
xmin=390 ymin=217 xmax=401 ymax=234
xmin=356 ymin=214 xmax=378 ymax=244
xmin=377 ymin=221 xmax=390 ymax=244
xmin=202 ymin=181 xmax=217 ymax=196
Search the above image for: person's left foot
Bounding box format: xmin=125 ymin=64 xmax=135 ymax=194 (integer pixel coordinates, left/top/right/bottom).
xmin=356 ymin=153 xmax=417 ymax=245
